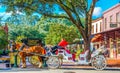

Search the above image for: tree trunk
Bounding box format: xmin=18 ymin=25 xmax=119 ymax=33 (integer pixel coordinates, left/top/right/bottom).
xmin=84 ymin=40 xmax=91 ymax=61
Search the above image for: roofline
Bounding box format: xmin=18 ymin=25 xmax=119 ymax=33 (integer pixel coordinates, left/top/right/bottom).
xmin=103 ymin=3 xmax=120 ymax=14
xmin=92 ymin=17 xmax=103 ymax=23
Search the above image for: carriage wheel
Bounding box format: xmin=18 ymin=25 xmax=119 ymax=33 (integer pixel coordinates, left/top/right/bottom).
xmin=28 ymin=56 xmax=39 ymax=66
xmin=91 ymin=55 xmax=107 ymax=70
xmin=46 ymin=56 xmax=60 ymax=69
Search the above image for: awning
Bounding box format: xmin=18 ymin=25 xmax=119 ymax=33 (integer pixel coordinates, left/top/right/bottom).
xmin=91 ymin=34 xmax=103 ymax=42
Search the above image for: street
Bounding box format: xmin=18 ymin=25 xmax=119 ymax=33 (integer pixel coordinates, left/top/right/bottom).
xmin=0 ymin=68 xmax=120 ymax=73
xmin=1 ymin=59 xmax=120 ymax=73
xmin=0 ymin=67 xmax=120 ymax=73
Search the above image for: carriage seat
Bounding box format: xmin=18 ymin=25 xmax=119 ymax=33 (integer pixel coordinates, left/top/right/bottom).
xmin=58 ymin=49 xmax=73 ymax=62
xmin=78 ymin=50 xmax=89 ymax=64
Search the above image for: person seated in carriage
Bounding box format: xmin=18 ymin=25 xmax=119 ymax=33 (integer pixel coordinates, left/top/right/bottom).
xmin=50 ymin=38 xmax=68 ymax=54
xmin=50 ymin=38 xmax=77 ymax=61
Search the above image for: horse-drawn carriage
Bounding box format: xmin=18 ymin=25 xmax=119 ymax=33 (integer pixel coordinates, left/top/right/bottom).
xmin=6 ymin=38 xmax=107 ymax=70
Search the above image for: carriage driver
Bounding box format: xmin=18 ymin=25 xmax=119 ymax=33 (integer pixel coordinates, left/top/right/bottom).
xmin=9 ymin=40 xmax=16 ymax=52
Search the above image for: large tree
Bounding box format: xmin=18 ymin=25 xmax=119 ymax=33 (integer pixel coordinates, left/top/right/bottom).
xmin=1 ymin=0 xmax=98 ymax=59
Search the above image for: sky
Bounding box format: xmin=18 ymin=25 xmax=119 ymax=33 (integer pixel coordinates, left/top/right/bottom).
xmin=93 ymin=0 xmax=120 ymax=18
xmin=0 ymin=0 xmax=120 ymax=21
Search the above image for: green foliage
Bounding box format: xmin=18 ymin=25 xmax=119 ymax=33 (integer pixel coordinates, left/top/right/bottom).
xmin=0 ymin=26 xmax=8 ymax=49
xmin=45 ymin=24 xmax=80 ymax=45
xmin=6 ymin=15 xmax=81 ymax=45
xmin=0 ymin=0 xmax=97 ymax=59
xmin=5 ymin=14 xmax=40 ymax=25
xmin=8 ymin=24 xmax=46 ymax=41
xmin=1 ymin=0 xmax=87 ymax=46
xmin=6 ymin=16 xmax=75 ymax=45
xmin=16 ymin=35 xmax=26 ymax=43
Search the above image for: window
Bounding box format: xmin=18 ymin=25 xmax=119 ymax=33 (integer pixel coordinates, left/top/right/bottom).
xmin=116 ymin=13 xmax=120 ymax=26
xmin=110 ymin=15 xmax=113 ymax=23
xmin=96 ymin=23 xmax=98 ymax=33
xmin=92 ymin=25 xmax=94 ymax=34
xmin=105 ymin=18 xmax=107 ymax=29
xmin=100 ymin=22 xmax=102 ymax=32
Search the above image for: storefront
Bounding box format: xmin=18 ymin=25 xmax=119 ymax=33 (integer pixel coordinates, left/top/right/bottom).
xmin=91 ymin=28 xmax=120 ymax=59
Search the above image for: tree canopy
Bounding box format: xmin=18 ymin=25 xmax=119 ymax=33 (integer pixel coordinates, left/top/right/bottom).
xmin=7 ymin=16 xmax=80 ymax=44
xmin=0 ymin=0 xmax=98 ymax=59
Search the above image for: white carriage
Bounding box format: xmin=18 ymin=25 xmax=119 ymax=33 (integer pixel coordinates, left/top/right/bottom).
xmin=57 ymin=45 xmax=107 ymax=70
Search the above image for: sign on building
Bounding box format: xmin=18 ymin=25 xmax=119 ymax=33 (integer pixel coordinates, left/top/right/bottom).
xmin=110 ymin=24 xmax=117 ymax=28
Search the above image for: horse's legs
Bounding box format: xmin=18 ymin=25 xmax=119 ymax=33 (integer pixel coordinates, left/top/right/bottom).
xmin=19 ymin=52 xmax=26 ymax=68
xmin=22 ymin=56 xmax=26 ymax=68
xmin=38 ymin=56 xmax=42 ymax=68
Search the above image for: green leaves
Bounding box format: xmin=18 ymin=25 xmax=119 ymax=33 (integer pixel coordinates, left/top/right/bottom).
xmin=0 ymin=27 xmax=8 ymax=49
xmin=8 ymin=24 xmax=45 ymax=41
xmin=45 ymin=24 xmax=80 ymax=45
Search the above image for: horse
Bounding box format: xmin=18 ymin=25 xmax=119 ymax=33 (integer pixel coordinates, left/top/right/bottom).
xmin=15 ymin=42 xmax=45 ymax=68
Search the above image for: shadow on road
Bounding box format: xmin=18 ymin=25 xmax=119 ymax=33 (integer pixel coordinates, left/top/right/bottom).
xmin=60 ymin=67 xmax=120 ymax=71
xmin=0 ymin=67 xmax=49 ymax=72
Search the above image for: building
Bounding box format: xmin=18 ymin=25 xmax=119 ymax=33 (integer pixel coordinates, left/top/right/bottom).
xmin=92 ymin=17 xmax=103 ymax=34
xmin=91 ymin=17 xmax=103 ymax=49
xmin=103 ymin=3 xmax=120 ymax=31
xmin=91 ymin=3 xmax=120 ymax=59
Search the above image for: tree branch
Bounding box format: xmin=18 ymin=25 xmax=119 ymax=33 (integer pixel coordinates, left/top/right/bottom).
xmin=26 ymin=6 xmax=71 ymax=20
xmin=59 ymin=2 xmax=74 ymax=12
xmin=70 ymin=2 xmax=84 ymax=28
xmin=57 ymin=0 xmax=87 ymax=41
xmin=44 ymin=14 xmax=70 ymax=20
xmin=88 ymin=0 xmax=97 ymax=17
xmin=56 ymin=0 xmax=77 ymax=25
xmin=87 ymin=0 xmax=97 ymax=40
xmin=11 ymin=3 xmax=70 ymax=20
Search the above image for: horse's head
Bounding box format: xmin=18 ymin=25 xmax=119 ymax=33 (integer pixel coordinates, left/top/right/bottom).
xmin=15 ymin=43 xmax=22 ymax=50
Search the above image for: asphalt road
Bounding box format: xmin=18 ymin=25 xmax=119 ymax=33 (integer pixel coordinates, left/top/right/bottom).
xmin=0 ymin=67 xmax=120 ymax=73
